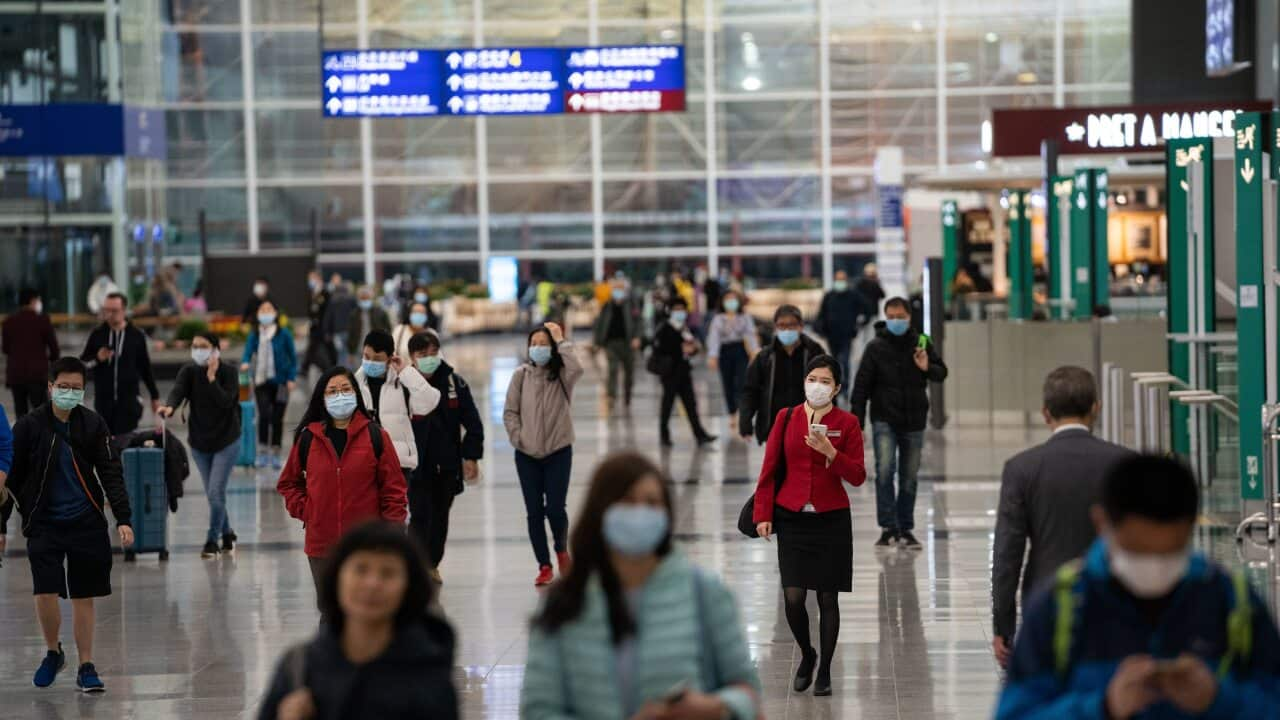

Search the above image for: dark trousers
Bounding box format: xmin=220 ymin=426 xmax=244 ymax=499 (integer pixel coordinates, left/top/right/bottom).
xmin=660 ymin=373 xmax=710 ymax=443
xmin=300 ymin=336 xmax=335 ymax=376
xmin=95 ymin=392 xmax=143 ymax=436
xmin=603 ymin=339 xmax=635 ymax=403
xmin=830 ymin=337 xmax=853 ymax=402
xmin=308 ymin=555 xmax=328 ymax=624
xmin=717 ymin=342 xmax=749 ymax=415
xmin=10 ymin=382 xmax=47 ymax=417
xmin=254 ymin=382 xmax=286 ymax=447
xmin=409 ymin=465 xmax=459 ymax=567
xmin=515 ymin=447 xmax=572 ymax=567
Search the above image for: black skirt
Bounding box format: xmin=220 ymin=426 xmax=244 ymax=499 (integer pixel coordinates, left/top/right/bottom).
xmin=774 ymin=505 xmax=853 ymax=592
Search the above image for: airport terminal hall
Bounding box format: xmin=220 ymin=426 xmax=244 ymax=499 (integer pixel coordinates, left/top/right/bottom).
xmin=8 ymin=0 xmax=1280 ymax=718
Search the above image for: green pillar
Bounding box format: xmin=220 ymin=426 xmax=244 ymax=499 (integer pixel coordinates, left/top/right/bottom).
xmin=1047 ymin=177 xmax=1071 ymax=319
xmin=1235 ymin=112 xmax=1268 ymax=501
xmin=1091 ymin=169 xmax=1111 ymax=311
xmin=942 ymin=200 xmax=959 ymax=307
xmin=1006 ymin=189 xmax=1033 ymax=320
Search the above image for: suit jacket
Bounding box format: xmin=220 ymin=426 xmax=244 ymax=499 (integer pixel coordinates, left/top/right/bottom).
xmin=991 ymin=428 xmax=1134 ymax=640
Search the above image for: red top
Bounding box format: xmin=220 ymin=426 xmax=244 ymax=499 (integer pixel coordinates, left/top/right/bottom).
xmin=753 ymin=404 xmax=866 ymax=523
xmin=276 ymin=412 xmax=408 ymax=557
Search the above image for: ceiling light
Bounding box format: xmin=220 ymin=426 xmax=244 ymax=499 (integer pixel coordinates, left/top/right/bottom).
xmin=1016 ymin=71 xmax=1038 ymax=84
xmin=911 ymin=19 xmax=924 ymax=32
xmin=980 ymin=119 xmax=992 ymax=154
xmin=741 ymin=75 xmax=762 ymax=92
xmin=660 ymin=28 xmax=677 ymax=40
xmin=985 ymin=32 xmax=999 ymax=43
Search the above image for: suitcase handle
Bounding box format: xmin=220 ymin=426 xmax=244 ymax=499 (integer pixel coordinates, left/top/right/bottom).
xmin=144 ymin=483 xmax=151 ymax=514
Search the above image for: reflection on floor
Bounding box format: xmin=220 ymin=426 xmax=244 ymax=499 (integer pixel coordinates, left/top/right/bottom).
xmin=0 ymin=334 xmax=1269 ymax=720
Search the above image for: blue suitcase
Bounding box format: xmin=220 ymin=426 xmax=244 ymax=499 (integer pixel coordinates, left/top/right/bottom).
xmin=122 ymin=446 xmax=168 ymax=561
xmin=237 ymin=399 xmax=256 ymax=467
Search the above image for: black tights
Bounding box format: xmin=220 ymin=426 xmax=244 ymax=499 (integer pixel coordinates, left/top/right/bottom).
xmin=783 ymin=587 xmax=840 ymax=672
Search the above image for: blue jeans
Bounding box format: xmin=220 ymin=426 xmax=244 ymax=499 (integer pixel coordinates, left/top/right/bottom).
xmin=515 ymin=446 xmax=572 ymax=567
xmin=191 ymin=442 xmax=239 ymax=543
xmin=872 ymin=422 xmax=924 ymax=532
xmin=830 ymin=338 xmax=853 ymax=402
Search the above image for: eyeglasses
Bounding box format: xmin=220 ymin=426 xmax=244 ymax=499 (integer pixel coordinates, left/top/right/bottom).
xmin=52 ymin=383 xmax=84 ymax=392
xmin=324 ymin=386 xmax=354 ymax=397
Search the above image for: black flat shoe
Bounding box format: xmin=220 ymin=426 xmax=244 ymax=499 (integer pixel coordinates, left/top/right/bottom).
xmin=814 ymin=669 xmax=832 ymax=696
xmin=792 ymin=648 xmax=817 ymax=693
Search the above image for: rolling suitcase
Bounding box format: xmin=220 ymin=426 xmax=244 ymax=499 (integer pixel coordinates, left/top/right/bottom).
xmin=237 ymin=399 xmax=257 ymax=467
xmin=122 ymin=425 xmax=169 ymax=562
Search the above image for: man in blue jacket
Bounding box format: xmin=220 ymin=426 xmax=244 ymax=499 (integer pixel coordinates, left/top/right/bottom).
xmin=996 ymin=454 xmax=1280 ymax=719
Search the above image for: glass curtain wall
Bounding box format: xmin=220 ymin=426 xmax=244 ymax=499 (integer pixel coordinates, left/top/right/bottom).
xmin=154 ymin=0 xmax=1129 ymax=285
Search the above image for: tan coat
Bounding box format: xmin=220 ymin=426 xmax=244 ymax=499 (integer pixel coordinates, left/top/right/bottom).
xmin=503 ymin=341 xmax=584 ymax=459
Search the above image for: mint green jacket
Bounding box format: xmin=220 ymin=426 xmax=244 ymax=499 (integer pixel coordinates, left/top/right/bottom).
xmin=520 ymin=552 xmax=762 ymax=720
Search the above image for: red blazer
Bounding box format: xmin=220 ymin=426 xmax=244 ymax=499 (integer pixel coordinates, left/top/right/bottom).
xmin=752 ymin=404 xmax=866 ymax=523
xmin=277 ymin=412 xmax=408 ymax=558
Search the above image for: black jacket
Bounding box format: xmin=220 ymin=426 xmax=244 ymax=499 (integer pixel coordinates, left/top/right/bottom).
xmin=309 ymin=289 xmax=332 ymax=342
xmin=258 ymin=616 xmax=458 ymax=720
xmin=739 ymin=334 xmax=826 ymax=444
xmin=991 ymin=428 xmax=1134 ymax=640
xmin=79 ymin=322 xmax=160 ymax=405
xmin=165 ymin=361 xmax=241 ymax=454
xmin=814 ymin=289 xmax=870 ymax=345
xmin=854 ymin=277 xmax=886 ymax=322
xmin=651 ymin=322 xmax=697 ymax=382
xmin=0 ymin=403 xmax=130 ymax=535
xmin=413 ymin=361 xmax=484 ymax=493
xmin=346 ymin=306 xmax=393 ymax=355
xmin=850 ymin=322 xmax=947 ymax=432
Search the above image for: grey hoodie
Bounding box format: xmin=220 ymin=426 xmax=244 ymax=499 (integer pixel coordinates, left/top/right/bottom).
xmin=503 ymin=341 xmax=585 ymax=459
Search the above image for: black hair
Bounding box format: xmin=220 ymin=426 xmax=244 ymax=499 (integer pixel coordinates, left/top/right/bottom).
xmin=316 ymin=520 xmax=435 ymax=634
xmin=884 ymin=297 xmax=911 ymax=314
xmin=535 ymin=452 xmax=673 ymax=641
xmin=805 ymin=354 xmax=843 ymax=387
xmin=773 ymin=304 xmax=803 ymax=324
xmin=49 ymin=356 xmax=87 ymax=383
xmin=668 ymin=297 xmax=688 ymax=311
xmin=295 ymin=366 xmax=370 ymax=438
xmin=18 ymin=288 xmax=39 ymax=306
xmin=195 ymin=332 xmax=221 ymax=350
xmin=362 ymin=329 xmax=395 ymax=356
xmin=408 ymin=329 xmax=441 ymax=356
xmin=526 ymin=326 xmax=566 ymax=381
xmin=1102 ymin=454 xmax=1199 ymax=525
xmin=105 ymin=291 xmax=128 ymax=308
xmin=1043 ymin=366 xmax=1095 ymax=420
xmin=255 ymin=276 xmax=269 ymax=284
xmin=719 ymin=289 xmax=742 ymax=312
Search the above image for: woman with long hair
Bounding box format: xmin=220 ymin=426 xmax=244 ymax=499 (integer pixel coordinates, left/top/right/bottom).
xmin=753 ymin=354 xmax=866 ymax=697
xmin=521 ymin=451 xmax=760 ymax=720
xmin=276 ymin=366 xmax=408 ymax=614
xmin=503 ymin=321 xmax=585 ymax=587
xmin=258 ymin=521 xmax=458 ymax=720
xmin=705 ymin=289 xmax=759 ymax=415
xmin=240 ymin=299 xmax=298 ymax=469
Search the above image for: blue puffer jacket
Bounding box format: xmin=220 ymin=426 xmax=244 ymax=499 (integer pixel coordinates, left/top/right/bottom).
xmin=996 ymin=540 xmax=1280 ymax=719
xmin=241 ymin=327 xmax=298 ymax=386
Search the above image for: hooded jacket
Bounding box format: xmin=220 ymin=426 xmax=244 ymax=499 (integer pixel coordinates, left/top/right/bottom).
xmin=850 ymin=321 xmax=947 ymax=432
xmin=353 ymin=364 xmax=440 ymax=470
xmin=738 ymin=333 xmax=827 ymax=445
xmin=412 ymin=360 xmax=483 ymax=488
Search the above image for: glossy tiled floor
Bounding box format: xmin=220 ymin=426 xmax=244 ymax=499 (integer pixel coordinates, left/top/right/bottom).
xmin=0 ymin=334 xmax=1260 ymax=720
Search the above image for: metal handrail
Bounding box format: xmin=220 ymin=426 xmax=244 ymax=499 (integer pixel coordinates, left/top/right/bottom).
xmin=1237 ymin=404 xmax=1280 ymax=546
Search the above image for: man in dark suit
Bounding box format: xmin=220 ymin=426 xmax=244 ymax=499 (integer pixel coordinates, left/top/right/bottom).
xmin=991 ymin=366 xmax=1134 ymax=667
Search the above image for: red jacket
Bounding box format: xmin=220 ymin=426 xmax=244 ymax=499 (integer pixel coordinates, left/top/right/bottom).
xmin=753 ymin=404 xmax=866 ymax=523
xmin=276 ymin=413 xmax=408 ymax=558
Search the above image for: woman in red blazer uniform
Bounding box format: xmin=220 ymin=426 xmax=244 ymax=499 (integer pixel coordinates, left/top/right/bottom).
xmin=752 ymin=354 xmax=866 ymax=698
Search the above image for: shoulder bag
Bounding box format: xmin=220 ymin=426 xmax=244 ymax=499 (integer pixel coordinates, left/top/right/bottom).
xmin=736 ymin=405 xmax=796 ymax=538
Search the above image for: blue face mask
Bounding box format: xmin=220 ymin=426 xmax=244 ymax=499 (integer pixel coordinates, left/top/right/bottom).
xmin=611 ymin=289 xmax=627 ymax=302
xmin=258 ymin=312 xmax=276 ymax=326
xmin=417 ymin=355 xmax=442 ymax=375
xmin=602 ymin=504 xmax=670 ymax=557
xmin=325 ymin=391 xmax=357 ymax=420
xmin=414 ymin=292 xmax=428 ymax=304
xmin=51 ymin=387 xmax=84 ymax=411
xmin=529 ymin=345 xmax=553 ymax=366
xmin=358 ymin=299 xmax=373 ymax=311
xmin=833 ymin=280 xmax=849 ymax=292
xmin=362 ymin=359 xmax=387 ymax=378
xmin=775 ymin=329 xmax=800 ymax=347
xmin=669 ymin=310 xmax=688 ymax=326
xmin=886 ymin=318 xmax=910 ymax=336
xmin=410 ymin=311 xmax=428 ymax=328
xmin=724 ymin=298 xmax=740 ymax=313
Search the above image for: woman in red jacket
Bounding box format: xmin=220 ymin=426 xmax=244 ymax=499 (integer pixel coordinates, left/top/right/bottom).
xmin=752 ymin=354 xmax=866 ymax=698
xmin=277 ymin=366 xmax=409 ymax=615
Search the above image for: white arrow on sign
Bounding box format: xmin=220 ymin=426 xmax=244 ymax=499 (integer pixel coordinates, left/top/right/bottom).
xmin=326 ymin=98 xmax=343 ymax=115
xmin=326 ymin=76 xmax=341 ymax=93
xmin=1242 ymin=157 xmax=1256 ymax=184
xmin=569 ymin=94 xmax=585 ymax=111
xmin=569 ymin=72 xmax=584 ymax=89
xmin=1248 ymin=455 xmax=1260 ymax=489
xmin=446 ymin=52 xmax=462 ymax=69
xmin=448 ymin=96 xmax=464 ymax=113
xmin=448 ymin=75 xmax=463 ymax=91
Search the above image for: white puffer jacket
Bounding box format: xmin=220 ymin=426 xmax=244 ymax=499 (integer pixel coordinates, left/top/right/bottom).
xmin=353 ymin=364 xmax=441 ymax=470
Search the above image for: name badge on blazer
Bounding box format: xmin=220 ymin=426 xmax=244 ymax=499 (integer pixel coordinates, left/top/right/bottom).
xmin=827 ymin=430 xmax=842 ymax=438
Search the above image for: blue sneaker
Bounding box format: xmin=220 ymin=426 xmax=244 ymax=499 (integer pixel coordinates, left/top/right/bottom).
xmin=255 ymin=453 xmax=269 ymax=468
xmin=270 ymin=452 xmax=282 ymax=470
xmin=76 ymin=663 xmax=105 ymax=693
xmin=33 ymin=644 xmax=65 ymax=687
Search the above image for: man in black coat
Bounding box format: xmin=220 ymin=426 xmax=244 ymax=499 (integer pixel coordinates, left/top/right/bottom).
xmin=814 ymin=269 xmax=869 ymax=397
xmin=300 ymin=270 xmax=335 ymax=377
xmin=851 ymin=297 xmax=947 ymax=550
xmin=738 ymin=305 xmax=826 ymax=445
xmin=78 ymin=293 xmax=160 ymax=435
xmin=990 ymin=366 xmax=1133 ymax=668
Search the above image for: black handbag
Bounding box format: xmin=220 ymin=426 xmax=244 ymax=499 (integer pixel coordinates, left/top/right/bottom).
xmin=737 ymin=405 xmax=797 ymax=538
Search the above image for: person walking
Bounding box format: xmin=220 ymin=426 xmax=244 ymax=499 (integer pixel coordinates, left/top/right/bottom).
xmin=391 ymin=302 xmax=434 ymax=360
xmin=258 ymin=521 xmax=458 ymax=720
xmin=4 ymin=288 xmax=60 ymax=416
xmin=300 ymin=270 xmax=335 ymax=379
xmin=738 ymin=305 xmax=826 ymax=445
xmin=521 ymin=451 xmax=762 ymax=720
xmin=503 ymin=322 xmax=584 ymax=587
xmin=0 ymin=357 xmax=133 ymax=693
xmin=407 ymin=330 xmax=483 ymax=585
xmin=851 ymin=297 xmax=947 ymax=550
xmin=651 ymin=298 xmax=717 ymax=448
xmin=814 ymin=270 xmax=868 ymax=394
xmin=705 ymin=289 xmax=759 ymax=416
xmin=591 ymin=277 xmax=642 ymax=409
xmin=753 ymin=355 xmax=866 ymax=697
xmin=242 ymin=276 xmax=271 ymax=325
xmin=79 ymin=292 xmax=161 ymax=435
xmin=352 ymin=330 xmax=440 ymax=490
xmin=240 ymin=301 xmax=298 ymax=469
xmin=276 ymin=367 xmax=409 ymax=615
xmin=157 ymin=333 xmax=242 ymax=558
xmin=991 ymin=366 xmax=1134 ymax=667
xmin=324 ymin=277 xmax=356 ymax=367
xmin=345 ymin=286 xmax=392 ymax=364
xmin=996 ymin=455 xmax=1280 ymax=718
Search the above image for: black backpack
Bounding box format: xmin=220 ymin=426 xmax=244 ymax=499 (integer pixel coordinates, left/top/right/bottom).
xmin=295 ymin=420 xmax=385 ymax=481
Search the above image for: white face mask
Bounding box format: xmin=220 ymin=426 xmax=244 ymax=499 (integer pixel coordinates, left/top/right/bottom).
xmin=1109 ymin=544 xmax=1190 ymax=599
xmin=805 ymin=381 xmax=835 ymax=408
xmin=31 ymin=300 xmax=42 ymax=315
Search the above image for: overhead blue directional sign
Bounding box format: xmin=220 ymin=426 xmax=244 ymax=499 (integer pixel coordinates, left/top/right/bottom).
xmin=322 ymin=49 xmax=444 ymax=118
xmin=441 ymin=47 xmax=564 ymax=116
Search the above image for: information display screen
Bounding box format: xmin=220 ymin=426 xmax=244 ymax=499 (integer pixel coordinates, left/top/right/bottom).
xmin=322 ymin=45 xmax=684 ymax=118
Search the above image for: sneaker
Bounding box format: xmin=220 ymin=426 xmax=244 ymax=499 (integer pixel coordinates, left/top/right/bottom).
xmin=76 ymin=663 xmax=105 ymax=693
xmin=270 ymin=451 xmax=283 ymax=470
xmin=556 ymin=551 xmax=573 ymax=577
xmin=696 ymin=434 xmax=719 ymax=447
xmin=874 ymin=530 xmax=898 ymax=548
xmin=201 ymin=540 xmax=220 ymax=558
xmin=33 ymin=644 xmax=65 ymax=688
xmin=534 ymin=565 xmax=555 ymax=586
xmin=899 ymin=531 xmax=923 ymax=550
xmin=429 ymin=567 xmax=443 ymax=585
xmin=221 ymin=532 xmax=238 ymax=552
xmin=255 ymin=453 xmax=269 ymax=468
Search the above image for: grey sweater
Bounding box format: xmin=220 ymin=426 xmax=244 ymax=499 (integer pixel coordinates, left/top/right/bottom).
xmin=503 ymin=341 xmax=585 ymax=459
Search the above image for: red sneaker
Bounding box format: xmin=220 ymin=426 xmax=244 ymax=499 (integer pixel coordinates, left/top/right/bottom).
xmin=556 ymin=551 xmax=573 ymax=577
xmin=535 ymin=565 xmax=555 ymax=587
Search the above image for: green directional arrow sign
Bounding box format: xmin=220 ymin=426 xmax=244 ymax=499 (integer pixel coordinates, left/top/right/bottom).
xmin=942 ymin=200 xmax=958 ymax=307
xmin=1236 ymin=112 xmax=1267 ymax=501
